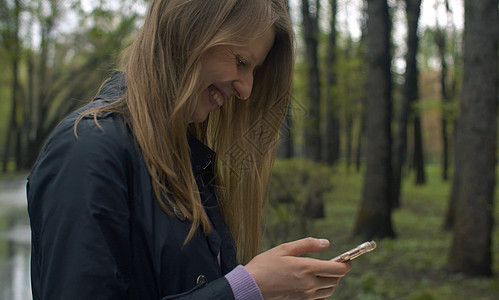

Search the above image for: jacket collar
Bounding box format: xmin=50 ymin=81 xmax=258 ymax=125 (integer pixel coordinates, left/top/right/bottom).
xmin=94 ymin=71 xmax=127 ymax=101
xmin=188 ymin=133 xmax=215 ymax=175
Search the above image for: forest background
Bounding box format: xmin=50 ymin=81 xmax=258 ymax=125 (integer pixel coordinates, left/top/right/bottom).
xmin=0 ymin=0 xmax=498 ymax=299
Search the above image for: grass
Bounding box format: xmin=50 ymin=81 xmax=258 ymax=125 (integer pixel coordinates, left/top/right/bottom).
xmin=264 ymin=163 xmax=499 ymax=299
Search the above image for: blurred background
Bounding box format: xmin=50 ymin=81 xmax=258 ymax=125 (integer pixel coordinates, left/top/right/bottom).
xmin=0 ymin=0 xmax=498 ymax=299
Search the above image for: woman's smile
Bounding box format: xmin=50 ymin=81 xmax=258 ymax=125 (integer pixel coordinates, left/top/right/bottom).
xmin=208 ymin=85 xmax=225 ymax=108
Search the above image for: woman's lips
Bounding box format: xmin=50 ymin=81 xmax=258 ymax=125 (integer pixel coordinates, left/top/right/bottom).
xmin=208 ymin=85 xmax=225 ymax=107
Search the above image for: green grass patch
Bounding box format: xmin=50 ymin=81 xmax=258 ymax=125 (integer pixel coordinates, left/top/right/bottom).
xmin=264 ymin=162 xmax=499 ymax=299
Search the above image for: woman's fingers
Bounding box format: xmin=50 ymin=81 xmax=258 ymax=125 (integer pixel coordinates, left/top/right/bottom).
xmin=245 ymin=238 xmax=354 ymax=299
xmin=312 ymin=259 xmax=353 ymax=277
xmin=313 ymin=286 xmax=337 ymax=299
xmin=314 ymin=275 xmax=342 ymax=288
xmin=276 ymin=237 xmax=331 ymax=257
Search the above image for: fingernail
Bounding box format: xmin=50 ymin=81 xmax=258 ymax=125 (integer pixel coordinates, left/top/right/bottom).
xmin=319 ymin=239 xmax=330 ymax=246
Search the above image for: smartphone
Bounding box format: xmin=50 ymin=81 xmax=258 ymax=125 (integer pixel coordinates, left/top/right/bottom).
xmin=332 ymin=241 xmax=377 ymax=262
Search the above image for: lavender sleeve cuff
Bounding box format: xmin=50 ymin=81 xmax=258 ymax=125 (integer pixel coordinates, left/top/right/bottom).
xmin=225 ymin=265 xmax=264 ymax=300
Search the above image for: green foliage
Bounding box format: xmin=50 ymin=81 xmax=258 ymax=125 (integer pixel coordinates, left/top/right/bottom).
xmin=0 ymin=86 xmax=9 ymax=158
xmin=0 ymin=0 xmax=143 ymax=170
xmin=270 ymin=159 xmax=335 ymax=205
xmin=291 ymin=30 xmax=367 ymax=159
xmin=264 ymin=163 xmax=499 ymax=299
xmin=265 ymin=159 xmax=336 ymax=246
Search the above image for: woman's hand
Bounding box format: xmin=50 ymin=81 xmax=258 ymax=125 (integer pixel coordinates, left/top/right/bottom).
xmin=245 ymin=237 xmax=352 ymax=300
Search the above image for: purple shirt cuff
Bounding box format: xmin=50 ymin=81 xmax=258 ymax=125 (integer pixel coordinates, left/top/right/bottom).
xmin=225 ymin=265 xmax=263 ymax=300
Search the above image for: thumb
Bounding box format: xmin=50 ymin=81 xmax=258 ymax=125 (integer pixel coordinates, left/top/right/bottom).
xmin=278 ymin=237 xmax=330 ymax=257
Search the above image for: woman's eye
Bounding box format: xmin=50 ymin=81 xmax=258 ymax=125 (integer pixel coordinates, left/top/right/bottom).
xmin=236 ymin=56 xmax=246 ymax=67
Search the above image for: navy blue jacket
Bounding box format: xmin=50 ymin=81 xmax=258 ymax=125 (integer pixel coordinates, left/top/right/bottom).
xmin=27 ymin=73 xmax=237 ymax=299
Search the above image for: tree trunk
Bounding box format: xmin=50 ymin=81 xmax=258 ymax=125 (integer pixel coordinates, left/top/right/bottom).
xmin=277 ymin=104 xmax=294 ymax=158
xmin=412 ymin=114 xmax=425 ymax=184
xmin=444 ymin=148 xmax=460 ymax=230
xmin=26 ymin=49 xmax=40 ymax=169
xmin=355 ymin=1 xmax=368 ymax=174
xmin=448 ymin=0 xmax=498 ymax=276
xmin=277 ymin=0 xmax=294 ymax=159
xmin=439 ymin=0 xmax=459 ymax=183
xmin=355 ymin=105 xmax=366 ymax=173
xmin=27 ymin=0 xmax=59 ymax=168
xmin=1 ymin=0 xmax=21 ymax=172
xmin=443 ymin=2 xmax=462 ymax=229
xmin=434 ymin=25 xmax=450 ymax=181
xmin=392 ymin=0 xmax=421 ymax=208
xmin=301 ymin=0 xmax=322 ymax=161
xmin=353 ymin=0 xmax=395 ymax=240
xmin=409 ymin=0 xmax=426 ymax=186
xmin=323 ymin=0 xmax=340 ymax=165
xmin=345 ymin=115 xmax=353 ymax=169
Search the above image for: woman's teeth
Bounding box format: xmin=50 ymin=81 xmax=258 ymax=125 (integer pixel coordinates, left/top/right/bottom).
xmin=210 ymin=88 xmax=224 ymax=106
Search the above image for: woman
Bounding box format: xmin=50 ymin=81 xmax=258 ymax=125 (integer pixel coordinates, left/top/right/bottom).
xmin=27 ymin=0 xmax=352 ymax=299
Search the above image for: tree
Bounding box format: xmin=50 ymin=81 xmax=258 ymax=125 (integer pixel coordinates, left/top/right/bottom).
xmin=409 ymin=1 xmax=426 ymax=186
xmin=277 ymin=103 xmax=295 ymax=158
xmin=353 ymin=0 xmax=395 ymax=240
xmin=338 ymin=34 xmax=367 ymax=172
xmin=391 ymin=0 xmax=421 ymax=208
xmin=301 ymin=0 xmax=322 ymax=161
xmin=277 ymin=0 xmax=294 ymax=159
xmin=0 ymin=0 xmax=24 ymax=172
xmin=354 ymin=1 xmax=368 ymax=173
xmin=434 ymin=0 xmax=453 ymax=182
xmin=442 ymin=2 xmax=464 ymax=230
xmin=323 ymin=0 xmax=340 ymax=165
xmin=0 ymin=0 xmax=143 ymax=172
xmin=0 ymin=0 xmax=22 ymax=172
xmin=24 ymin=0 xmax=64 ymax=169
xmin=21 ymin=1 xmax=139 ymax=168
xmin=341 ymin=36 xmax=360 ymax=170
xmin=447 ymin=0 xmax=498 ymax=276
xmin=411 ymin=98 xmax=425 ymax=185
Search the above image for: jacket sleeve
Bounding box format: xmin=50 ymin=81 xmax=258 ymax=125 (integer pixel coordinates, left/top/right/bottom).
xmin=28 ymin=116 xmax=133 ymax=300
xmin=160 ymin=277 xmax=235 ymax=300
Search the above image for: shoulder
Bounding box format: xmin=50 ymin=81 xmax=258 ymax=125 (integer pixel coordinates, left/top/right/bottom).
xmin=31 ymin=101 xmax=137 ymax=178
xmin=55 ymin=101 xmax=132 ymax=150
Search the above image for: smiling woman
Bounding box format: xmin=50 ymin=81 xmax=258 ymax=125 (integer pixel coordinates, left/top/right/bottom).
xmin=26 ymin=1 xmax=353 ymax=299
xmin=192 ymin=28 xmax=276 ymax=123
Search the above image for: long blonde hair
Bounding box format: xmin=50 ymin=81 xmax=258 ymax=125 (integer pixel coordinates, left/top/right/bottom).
xmin=80 ymin=0 xmax=294 ymax=264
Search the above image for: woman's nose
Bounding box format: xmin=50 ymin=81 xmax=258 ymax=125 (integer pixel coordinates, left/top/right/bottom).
xmin=233 ymin=72 xmax=253 ymax=100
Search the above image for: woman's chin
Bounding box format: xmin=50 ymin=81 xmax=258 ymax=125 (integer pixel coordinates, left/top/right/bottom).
xmin=189 ymin=112 xmax=209 ymax=123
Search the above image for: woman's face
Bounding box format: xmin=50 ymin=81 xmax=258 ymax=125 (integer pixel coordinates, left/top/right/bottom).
xmin=190 ymin=28 xmax=275 ymax=123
